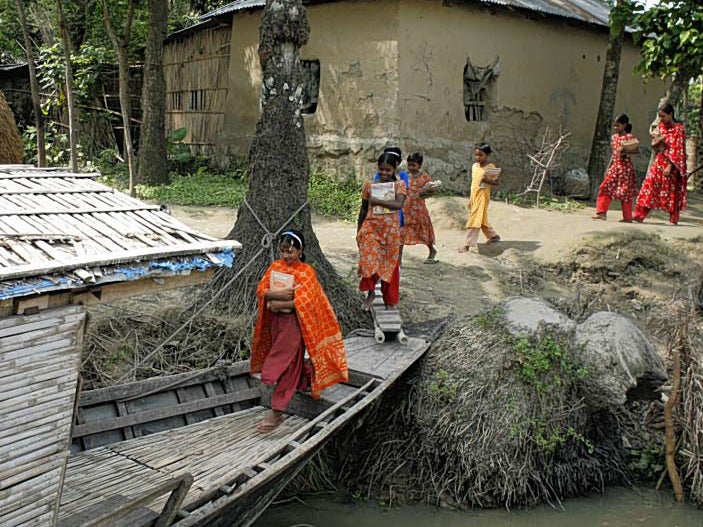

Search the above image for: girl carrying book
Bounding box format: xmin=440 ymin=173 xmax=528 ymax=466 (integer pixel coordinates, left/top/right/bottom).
xmin=357 ymin=152 xmax=407 ymax=311
xmin=459 ymin=143 xmax=500 ymax=254
xmin=402 ymin=152 xmax=438 ymax=263
xmin=251 ymin=230 xmax=348 ymax=433
xmin=592 ymin=114 xmax=638 ymax=222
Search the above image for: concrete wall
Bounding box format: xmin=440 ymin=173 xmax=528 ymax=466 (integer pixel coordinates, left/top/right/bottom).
xmin=217 ymin=0 xmax=666 ymax=192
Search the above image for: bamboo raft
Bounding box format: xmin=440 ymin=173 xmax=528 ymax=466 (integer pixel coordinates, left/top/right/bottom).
xmin=58 ymin=334 xmax=431 ymax=527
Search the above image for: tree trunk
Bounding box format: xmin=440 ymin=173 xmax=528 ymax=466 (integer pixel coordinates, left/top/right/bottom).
xmin=56 ymin=0 xmax=79 ymax=172
xmin=664 ymin=321 xmax=686 ymax=503
xmin=102 ymin=0 xmax=137 ymax=196
xmin=587 ymin=1 xmax=625 ymax=199
xmin=208 ymin=0 xmax=363 ymax=333
xmin=15 ymin=0 xmax=46 ymax=168
xmin=696 ymin=76 xmax=703 ymax=191
xmin=137 ymin=0 xmax=169 ymax=185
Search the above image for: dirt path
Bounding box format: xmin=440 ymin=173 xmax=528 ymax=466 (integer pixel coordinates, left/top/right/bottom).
xmin=171 ymin=195 xmax=703 ymax=323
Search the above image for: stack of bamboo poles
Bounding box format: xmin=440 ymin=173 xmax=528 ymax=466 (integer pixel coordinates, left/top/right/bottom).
xmin=164 ymin=27 xmax=231 ymax=155
xmin=0 ymin=305 xmax=86 ymax=527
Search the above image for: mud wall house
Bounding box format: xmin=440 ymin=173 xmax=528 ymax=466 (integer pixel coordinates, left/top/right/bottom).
xmin=0 ymin=165 xmax=240 ymax=527
xmin=169 ymin=0 xmax=666 ymax=192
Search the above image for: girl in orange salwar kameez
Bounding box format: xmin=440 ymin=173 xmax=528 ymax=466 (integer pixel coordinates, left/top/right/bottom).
xmin=459 ymin=143 xmax=500 ymax=254
xmin=592 ymin=114 xmax=638 ymax=222
xmin=634 ymin=103 xmax=687 ymax=226
xmin=357 ymin=152 xmax=407 ymax=311
xmin=251 ymin=230 xmax=348 ymax=433
xmin=402 ymin=152 xmax=438 ymax=263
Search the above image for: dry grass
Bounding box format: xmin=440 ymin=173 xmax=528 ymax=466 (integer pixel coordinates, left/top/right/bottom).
xmin=0 ymin=90 xmax=23 ymax=163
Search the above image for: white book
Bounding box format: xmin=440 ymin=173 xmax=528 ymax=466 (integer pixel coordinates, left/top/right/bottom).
xmin=371 ymin=182 xmax=396 ymax=215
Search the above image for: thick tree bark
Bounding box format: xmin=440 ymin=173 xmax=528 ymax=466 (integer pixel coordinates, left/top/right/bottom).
xmin=587 ymin=3 xmax=624 ymax=199
xmin=56 ymin=0 xmax=79 ymax=172
xmin=138 ymin=0 xmax=169 ymax=185
xmin=15 ymin=0 xmax=46 ymax=167
xmin=102 ymin=0 xmax=137 ymax=196
xmin=209 ymin=0 xmax=363 ymax=333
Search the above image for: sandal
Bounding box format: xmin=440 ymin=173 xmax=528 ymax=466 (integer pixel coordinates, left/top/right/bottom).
xmin=591 ymin=214 xmax=606 ymax=221
xmin=486 ymin=236 xmax=501 ymax=244
xmin=423 ymin=258 xmax=439 ymax=264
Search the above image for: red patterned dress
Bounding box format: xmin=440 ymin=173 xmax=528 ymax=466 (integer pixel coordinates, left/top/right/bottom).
xmin=402 ymin=173 xmax=436 ymax=246
xmin=595 ymin=132 xmax=638 ymax=220
xmin=634 ymin=121 xmax=687 ymax=224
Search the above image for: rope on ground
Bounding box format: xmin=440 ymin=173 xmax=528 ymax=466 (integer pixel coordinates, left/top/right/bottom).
xmin=115 ymin=201 xmax=309 ymax=383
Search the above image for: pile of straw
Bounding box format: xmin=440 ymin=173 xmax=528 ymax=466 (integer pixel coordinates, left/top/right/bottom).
xmin=0 ymin=90 xmax=23 ymax=163
xmin=336 ymin=316 xmax=628 ymax=508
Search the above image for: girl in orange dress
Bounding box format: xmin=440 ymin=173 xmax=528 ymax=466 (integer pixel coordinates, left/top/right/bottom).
xmin=357 ymin=152 xmax=407 ymax=311
xmin=251 ymin=229 xmax=348 ymax=433
xmin=592 ymin=114 xmax=638 ymax=222
xmin=402 ymin=152 xmax=437 ymax=263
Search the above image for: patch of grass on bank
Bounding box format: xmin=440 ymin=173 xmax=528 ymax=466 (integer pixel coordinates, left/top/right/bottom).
xmin=495 ymin=190 xmax=586 ymax=212
xmin=96 ymin=155 xmax=362 ymax=221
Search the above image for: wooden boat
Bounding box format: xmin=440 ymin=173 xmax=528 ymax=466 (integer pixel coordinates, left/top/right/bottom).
xmin=61 ymin=332 xmax=433 ymax=527
xmin=0 ymin=165 xmax=438 ymax=527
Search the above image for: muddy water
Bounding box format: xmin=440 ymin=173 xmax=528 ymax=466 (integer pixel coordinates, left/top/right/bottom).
xmin=254 ymin=488 xmax=702 ymax=527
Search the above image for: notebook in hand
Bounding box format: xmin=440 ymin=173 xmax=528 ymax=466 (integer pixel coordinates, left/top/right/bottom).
xmin=269 ymin=270 xmax=294 ymax=313
xmin=371 ymin=182 xmax=396 ymax=214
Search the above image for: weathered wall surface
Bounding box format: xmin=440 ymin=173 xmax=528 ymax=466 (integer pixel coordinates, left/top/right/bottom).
xmin=217 ymin=0 xmax=666 ymax=193
xmin=397 ymin=0 xmax=665 ymax=192
xmin=217 ymin=0 xmax=402 ymax=177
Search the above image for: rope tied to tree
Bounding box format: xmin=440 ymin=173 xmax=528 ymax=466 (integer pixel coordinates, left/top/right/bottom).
xmin=115 ymin=200 xmax=309 ymax=383
xmin=242 ymin=199 xmax=309 ymax=261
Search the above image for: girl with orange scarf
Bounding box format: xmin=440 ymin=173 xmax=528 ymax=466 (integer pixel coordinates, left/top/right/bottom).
xmin=251 ymin=230 xmax=348 ymax=433
xmin=357 ymin=152 xmax=407 ymax=311
xmin=634 ymin=103 xmax=687 ymax=225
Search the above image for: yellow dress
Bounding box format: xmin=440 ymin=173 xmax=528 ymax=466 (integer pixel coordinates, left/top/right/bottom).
xmin=465 ymin=162 xmax=495 ymax=229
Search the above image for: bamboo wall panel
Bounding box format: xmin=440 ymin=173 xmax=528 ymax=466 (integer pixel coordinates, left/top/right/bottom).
xmin=164 ymin=27 xmax=231 ymax=154
xmin=0 ymin=305 xmax=86 ymax=527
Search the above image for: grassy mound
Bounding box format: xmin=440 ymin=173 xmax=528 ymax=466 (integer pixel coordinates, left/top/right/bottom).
xmin=336 ymin=312 xmax=628 ymax=508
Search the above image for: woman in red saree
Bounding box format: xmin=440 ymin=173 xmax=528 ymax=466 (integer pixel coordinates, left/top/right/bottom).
xmin=357 ymin=151 xmax=407 ymax=311
xmin=634 ymin=103 xmax=687 ymax=225
xmin=592 ymin=114 xmax=638 ymax=222
xmin=251 ymin=230 xmax=348 ymax=433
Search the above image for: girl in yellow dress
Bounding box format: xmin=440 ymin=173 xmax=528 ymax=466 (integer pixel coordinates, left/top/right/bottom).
xmin=458 ymin=143 xmax=500 ymax=253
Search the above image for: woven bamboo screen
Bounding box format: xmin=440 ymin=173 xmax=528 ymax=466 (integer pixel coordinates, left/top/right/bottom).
xmin=164 ymin=27 xmax=231 ymax=155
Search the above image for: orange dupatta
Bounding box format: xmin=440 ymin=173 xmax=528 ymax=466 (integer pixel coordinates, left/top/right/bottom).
xmin=251 ymin=259 xmax=348 ymax=399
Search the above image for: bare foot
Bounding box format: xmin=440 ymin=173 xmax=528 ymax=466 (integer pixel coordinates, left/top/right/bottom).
xmin=486 ymin=235 xmax=501 ymax=244
xmin=591 ymin=213 xmax=606 ymax=220
xmin=257 ymin=410 xmax=283 ymax=434
xmin=362 ymin=290 xmax=375 ymax=311
xmin=633 ymin=217 xmax=644 ymax=223
xmin=619 ymin=219 xmax=632 ymax=223
xmin=457 ymin=246 xmax=470 ymax=253
xmin=428 ymin=247 xmax=437 ymax=260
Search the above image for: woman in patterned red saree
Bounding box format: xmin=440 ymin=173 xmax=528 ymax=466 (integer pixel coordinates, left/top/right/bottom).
xmin=634 ymin=103 xmax=687 ymax=225
xmin=592 ymin=114 xmax=638 ymax=222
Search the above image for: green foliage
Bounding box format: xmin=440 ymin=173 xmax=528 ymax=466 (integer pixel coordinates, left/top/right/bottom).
xmin=0 ymin=0 xmax=23 ymax=64
xmin=628 ymin=442 xmax=665 ymax=480
xmin=136 ymin=173 xmax=247 ymax=207
xmin=633 ymin=0 xmax=703 ymax=80
xmin=426 ymin=369 xmax=458 ymax=403
xmin=308 ymin=167 xmax=361 ymax=222
xmin=167 ymin=127 xmax=196 ymax=173
xmin=474 ymin=307 xmax=505 ymax=331
xmin=495 ymin=191 xmax=586 ymax=212
xmin=22 ymin=122 xmax=84 ymax=166
xmin=513 ymin=333 xmax=588 ymax=394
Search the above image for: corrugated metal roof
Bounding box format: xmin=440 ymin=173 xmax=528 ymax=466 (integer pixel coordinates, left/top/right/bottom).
xmin=0 ymin=62 xmax=28 ymax=73
xmin=0 ymin=166 xmax=241 ymax=299
xmin=201 ymin=0 xmax=610 ymax=26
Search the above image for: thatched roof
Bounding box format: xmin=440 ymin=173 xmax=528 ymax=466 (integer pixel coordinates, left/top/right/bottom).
xmin=202 ymin=0 xmax=610 ymax=27
xmin=0 ymin=91 xmax=23 ymax=164
xmin=0 ymin=166 xmax=241 ymax=301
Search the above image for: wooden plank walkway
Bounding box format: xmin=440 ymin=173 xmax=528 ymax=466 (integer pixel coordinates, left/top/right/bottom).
xmin=59 ymin=407 xmax=307 ymax=520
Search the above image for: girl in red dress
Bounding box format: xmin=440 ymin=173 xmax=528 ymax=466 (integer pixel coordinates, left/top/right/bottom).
xmin=402 ymin=152 xmax=437 ymax=263
xmin=592 ymin=114 xmax=638 ymax=222
xmin=634 ymin=103 xmax=687 ymax=225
